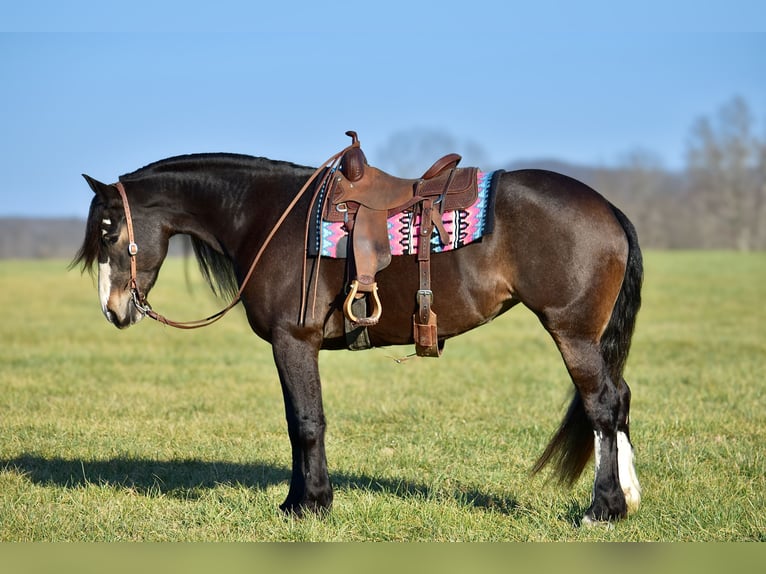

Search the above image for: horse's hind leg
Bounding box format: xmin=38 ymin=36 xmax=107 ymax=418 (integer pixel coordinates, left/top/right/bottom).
xmin=544 ymin=329 xmax=641 ymax=524
xmin=552 ymin=334 xmax=628 ymax=522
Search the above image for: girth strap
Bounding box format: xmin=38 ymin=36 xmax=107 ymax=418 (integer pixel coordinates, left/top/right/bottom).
xmin=413 ymin=198 xmax=441 ymax=357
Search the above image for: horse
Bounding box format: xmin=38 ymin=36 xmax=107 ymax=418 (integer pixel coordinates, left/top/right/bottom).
xmin=72 ymin=139 xmax=643 ymax=525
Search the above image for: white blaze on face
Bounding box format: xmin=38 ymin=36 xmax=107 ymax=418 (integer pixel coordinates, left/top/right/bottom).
xmin=98 ymin=258 xmax=113 ymax=322
xmin=98 ymin=218 xmax=114 ymax=323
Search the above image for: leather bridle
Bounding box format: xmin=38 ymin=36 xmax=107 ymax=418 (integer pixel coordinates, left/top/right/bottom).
xmin=115 ymin=182 xmax=154 ymax=317
xmin=112 ymin=140 xmax=356 ymax=329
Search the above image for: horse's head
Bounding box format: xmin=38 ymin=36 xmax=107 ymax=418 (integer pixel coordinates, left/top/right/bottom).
xmin=73 ymin=175 xmax=169 ymax=329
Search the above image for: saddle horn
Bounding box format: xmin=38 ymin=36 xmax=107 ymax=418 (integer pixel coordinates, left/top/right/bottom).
xmin=340 ymin=130 xmax=367 ymax=182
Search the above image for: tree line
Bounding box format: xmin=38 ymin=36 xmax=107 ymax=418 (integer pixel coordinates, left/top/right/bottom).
xmin=379 ymin=97 xmax=766 ymax=251
xmin=592 ymin=97 xmax=765 ymax=250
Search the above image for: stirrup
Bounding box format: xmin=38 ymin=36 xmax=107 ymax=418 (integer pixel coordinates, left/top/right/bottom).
xmin=343 ymin=280 xmax=382 ymax=326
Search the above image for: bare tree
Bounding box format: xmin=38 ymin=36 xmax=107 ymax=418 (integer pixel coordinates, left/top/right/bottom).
xmin=685 ymin=97 xmax=765 ymax=250
xmin=375 ymin=128 xmax=489 ymax=177
xmin=755 ymin=127 xmax=766 ymax=249
xmin=593 ymin=150 xmax=679 ymax=249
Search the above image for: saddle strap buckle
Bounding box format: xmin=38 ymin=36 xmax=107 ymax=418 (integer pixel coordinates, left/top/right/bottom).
xmin=343 ymin=280 xmax=382 ymax=326
xmin=416 ymin=289 xmax=433 ymax=304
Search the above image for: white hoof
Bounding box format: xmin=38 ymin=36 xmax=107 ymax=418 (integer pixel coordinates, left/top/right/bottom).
xmin=623 ymin=484 xmax=642 ymax=514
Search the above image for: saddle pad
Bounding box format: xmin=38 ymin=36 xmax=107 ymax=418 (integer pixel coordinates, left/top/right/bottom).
xmin=308 ymin=170 xmax=500 ymax=258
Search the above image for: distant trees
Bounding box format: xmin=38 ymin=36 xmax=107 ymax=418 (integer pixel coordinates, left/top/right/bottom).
xmin=376 ymin=128 xmax=489 ymax=179
xmin=684 ymin=96 xmax=766 ymax=250
xmin=591 ymin=97 xmax=765 ymax=250
xmin=592 ymin=151 xmax=684 ymax=249
xmin=375 ymin=97 xmax=766 ymax=250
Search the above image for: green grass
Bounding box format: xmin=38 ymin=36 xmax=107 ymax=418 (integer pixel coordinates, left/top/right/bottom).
xmin=0 ymin=252 xmax=764 ymax=541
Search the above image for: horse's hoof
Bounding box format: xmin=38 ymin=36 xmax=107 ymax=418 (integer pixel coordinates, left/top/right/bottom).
xmin=580 ymin=515 xmax=616 ymax=530
xmin=279 ymin=502 xmax=305 ymax=517
xmin=279 ymin=498 xmax=332 ymax=518
xmin=623 ymin=485 xmax=642 ymax=514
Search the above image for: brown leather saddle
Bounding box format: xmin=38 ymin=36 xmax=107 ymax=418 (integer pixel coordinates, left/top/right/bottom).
xmin=323 ymin=131 xmax=480 ymax=357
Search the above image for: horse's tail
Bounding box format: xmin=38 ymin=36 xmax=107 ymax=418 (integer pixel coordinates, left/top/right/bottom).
xmin=532 ymin=204 xmax=643 ymax=484
xmin=601 ymin=206 xmax=643 ymax=385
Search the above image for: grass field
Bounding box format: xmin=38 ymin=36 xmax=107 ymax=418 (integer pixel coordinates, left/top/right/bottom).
xmin=0 ymin=251 xmax=764 ymax=541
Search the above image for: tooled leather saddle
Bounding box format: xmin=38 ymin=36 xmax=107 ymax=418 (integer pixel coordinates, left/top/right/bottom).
xmin=322 ymin=131 xmax=480 ymax=357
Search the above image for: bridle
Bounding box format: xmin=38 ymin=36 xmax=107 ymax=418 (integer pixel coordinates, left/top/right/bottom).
xmin=113 ymin=139 xmax=358 ymax=329
xmin=115 ymin=181 xmax=153 ymax=317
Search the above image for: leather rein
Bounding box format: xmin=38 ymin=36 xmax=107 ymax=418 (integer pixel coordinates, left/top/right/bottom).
xmin=113 ymin=142 xmax=355 ymax=329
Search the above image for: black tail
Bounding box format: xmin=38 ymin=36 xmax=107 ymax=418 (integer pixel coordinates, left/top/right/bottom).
xmin=601 ymin=206 xmax=643 ymax=385
xmin=532 ymin=205 xmax=643 ymax=484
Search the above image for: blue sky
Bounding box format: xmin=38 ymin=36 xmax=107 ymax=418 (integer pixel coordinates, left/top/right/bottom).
xmin=2 ymin=2 xmax=765 ymax=217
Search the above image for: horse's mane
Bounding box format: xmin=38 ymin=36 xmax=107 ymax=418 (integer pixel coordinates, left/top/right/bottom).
xmin=121 ymin=153 xmax=312 ymax=301
xmin=70 ymin=194 xmax=105 ymax=275
xmin=189 ymin=235 xmax=239 ymax=300
xmin=71 ymin=197 xmax=239 ymax=301
xmin=72 ymin=153 xmax=314 ymax=301
xmin=120 ymin=153 xmax=311 ymax=180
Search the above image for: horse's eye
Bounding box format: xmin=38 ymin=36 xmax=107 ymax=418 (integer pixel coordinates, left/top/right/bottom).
xmin=101 ymin=232 xmax=119 ymax=245
xmin=100 ymin=217 xmax=120 ymax=245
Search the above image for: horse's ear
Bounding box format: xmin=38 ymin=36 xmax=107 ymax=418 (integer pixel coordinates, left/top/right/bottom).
xmin=82 ymin=174 xmax=117 ymax=200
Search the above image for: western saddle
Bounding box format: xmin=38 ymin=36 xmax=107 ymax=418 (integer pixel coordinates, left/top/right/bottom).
xmin=323 ymin=131 xmax=479 ymax=357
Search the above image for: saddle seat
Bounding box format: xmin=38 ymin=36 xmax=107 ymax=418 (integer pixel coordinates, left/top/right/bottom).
xmin=325 ymin=152 xmax=477 ymax=221
xmin=322 ymin=132 xmax=480 ymax=357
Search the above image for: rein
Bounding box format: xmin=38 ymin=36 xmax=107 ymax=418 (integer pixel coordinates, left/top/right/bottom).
xmin=114 ymin=143 xmax=354 ymax=329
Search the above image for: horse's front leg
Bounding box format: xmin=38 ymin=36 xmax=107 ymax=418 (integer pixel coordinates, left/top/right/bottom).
xmin=271 ymin=328 xmax=332 ymax=515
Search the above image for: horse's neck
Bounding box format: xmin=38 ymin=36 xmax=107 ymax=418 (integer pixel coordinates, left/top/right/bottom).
xmin=150 ymin=166 xmax=308 ymax=256
xmin=142 ymin=178 xmax=243 ymax=255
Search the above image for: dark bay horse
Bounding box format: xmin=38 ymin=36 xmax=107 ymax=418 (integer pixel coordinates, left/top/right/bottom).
xmin=73 ymin=144 xmax=643 ymax=525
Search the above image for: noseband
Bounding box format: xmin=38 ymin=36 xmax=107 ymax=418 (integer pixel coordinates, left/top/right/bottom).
xmin=111 ymin=138 xmax=358 ymax=329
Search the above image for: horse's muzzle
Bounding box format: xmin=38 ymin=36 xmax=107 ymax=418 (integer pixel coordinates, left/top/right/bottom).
xmin=103 ymin=300 xmax=145 ymax=329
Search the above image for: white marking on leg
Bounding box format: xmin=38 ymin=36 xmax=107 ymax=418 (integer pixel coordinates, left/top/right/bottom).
xmin=590 ymin=429 xmax=604 ymax=516
xmin=581 ymin=430 xmax=617 ymax=528
xmin=617 ymin=431 xmax=641 ymax=513
xmin=98 ymin=258 xmax=114 ymax=323
xmin=593 ymin=430 xmax=603 ymax=475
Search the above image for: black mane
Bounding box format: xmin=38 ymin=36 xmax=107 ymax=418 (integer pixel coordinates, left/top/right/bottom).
xmin=119 ymin=153 xmax=312 ymax=181
xmin=122 ymin=154 xmax=314 ymax=300
xmin=190 ymin=236 xmax=239 ymax=300
xmin=70 ymin=193 xmax=105 ymax=275
xmin=72 ymin=153 xmax=315 ymax=299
